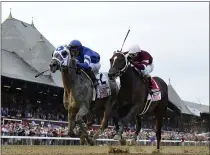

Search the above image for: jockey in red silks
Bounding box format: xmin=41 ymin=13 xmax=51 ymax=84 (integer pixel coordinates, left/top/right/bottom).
xmin=128 ymin=44 xmax=157 ymax=93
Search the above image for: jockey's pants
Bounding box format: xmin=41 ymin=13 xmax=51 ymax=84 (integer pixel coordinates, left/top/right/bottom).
xmin=141 ymin=63 xmax=154 ymax=76
xmin=89 ymin=62 xmax=101 ymax=75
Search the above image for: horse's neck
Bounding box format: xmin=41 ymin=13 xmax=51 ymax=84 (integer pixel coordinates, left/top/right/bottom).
xmin=61 ymin=69 xmax=70 ymax=91
xmin=120 ymin=67 xmax=144 ymax=89
xmin=61 ymin=68 xmax=77 ymax=91
xmin=120 ymin=71 xmax=132 ymax=89
xmin=61 ymin=68 xmax=90 ymax=92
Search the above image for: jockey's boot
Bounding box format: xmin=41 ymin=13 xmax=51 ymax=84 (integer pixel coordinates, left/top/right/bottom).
xmin=86 ymin=68 xmax=99 ymax=87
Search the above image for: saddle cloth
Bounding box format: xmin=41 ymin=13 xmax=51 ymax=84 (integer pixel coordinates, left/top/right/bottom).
xmin=147 ymin=77 xmax=161 ymax=102
xmin=92 ymin=72 xmax=111 ymax=101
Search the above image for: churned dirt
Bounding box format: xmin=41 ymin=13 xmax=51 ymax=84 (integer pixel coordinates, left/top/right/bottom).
xmin=1 ymin=145 xmax=209 ymax=155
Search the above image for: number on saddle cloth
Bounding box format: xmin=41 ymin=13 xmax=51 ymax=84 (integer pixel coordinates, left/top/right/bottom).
xmin=147 ymin=78 xmax=161 ymax=102
xmin=94 ymin=73 xmax=111 ymax=100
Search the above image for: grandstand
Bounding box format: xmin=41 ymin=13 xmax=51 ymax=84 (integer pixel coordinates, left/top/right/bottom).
xmin=1 ymin=10 xmax=209 ymax=133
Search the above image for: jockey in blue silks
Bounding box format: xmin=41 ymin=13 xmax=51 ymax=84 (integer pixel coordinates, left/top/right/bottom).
xmin=68 ymin=40 xmax=101 ymax=87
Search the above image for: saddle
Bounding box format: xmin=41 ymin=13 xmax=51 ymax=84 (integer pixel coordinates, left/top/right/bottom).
xmin=80 ymin=70 xmax=111 ymax=101
xmin=145 ymin=76 xmax=160 ymax=94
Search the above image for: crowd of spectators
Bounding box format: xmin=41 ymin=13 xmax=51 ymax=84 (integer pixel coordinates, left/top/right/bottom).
xmin=2 ymin=120 xmax=209 ymax=142
xmin=1 ymin=104 xmax=209 ymax=146
xmin=1 ymin=104 xmax=66 ymax=122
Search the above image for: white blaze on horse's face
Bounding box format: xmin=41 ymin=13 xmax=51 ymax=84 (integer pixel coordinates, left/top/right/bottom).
xmin=112 ymin=56 xmax=118 ymax=67
xmin=52 ymin=45 xmax=71 ymax=67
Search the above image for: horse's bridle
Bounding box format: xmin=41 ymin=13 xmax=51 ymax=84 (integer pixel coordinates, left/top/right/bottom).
xmin=52 ymin=56 xmax=79 ymax=72
xmin=52 ymin=57 xmax=63 ymax=71
xmin=113 ymin=51 xmax=131 ymax=77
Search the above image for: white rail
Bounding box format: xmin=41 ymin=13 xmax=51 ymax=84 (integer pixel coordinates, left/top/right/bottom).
xmin=1 ymin=136 xmax=209 ymax=144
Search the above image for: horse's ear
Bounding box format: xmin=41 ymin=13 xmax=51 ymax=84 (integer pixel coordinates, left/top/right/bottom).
xmin=123 ymin=51 xmax=129 ymax=55
xmin=113 ymin=50 xmax=122 ymax=54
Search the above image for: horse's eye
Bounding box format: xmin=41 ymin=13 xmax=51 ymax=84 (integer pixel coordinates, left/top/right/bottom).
xmin=61 ymin=51 xmax=68 ymax=58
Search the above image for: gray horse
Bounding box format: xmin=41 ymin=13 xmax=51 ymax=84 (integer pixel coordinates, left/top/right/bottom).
xmin=49 ymin=45 xmax=119 ymax=145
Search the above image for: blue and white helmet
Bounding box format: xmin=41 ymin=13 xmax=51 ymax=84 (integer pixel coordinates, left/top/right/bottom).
xmin=69 ymin=40 xmax=82 ymax=48
xmin=52 ymin=45 xmax=70 ymax=66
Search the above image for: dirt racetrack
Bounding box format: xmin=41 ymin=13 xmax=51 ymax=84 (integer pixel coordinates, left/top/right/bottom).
xmin=1 ymin=145 xmax=209 ymax=155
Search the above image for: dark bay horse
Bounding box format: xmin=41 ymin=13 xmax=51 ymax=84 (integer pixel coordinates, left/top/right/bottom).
xmin=49 ymin=46 xmax=119 ymax=145
xmin=108 ymin=51 xmax=173 ymax=150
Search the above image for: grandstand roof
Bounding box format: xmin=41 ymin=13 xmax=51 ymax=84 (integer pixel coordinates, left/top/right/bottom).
xmin=168 ymin=83 xmax=195 ymax=115
xmin=183 ymin=100 xmax=209 ymax=114
xmin=1 ymin=49 xmax=55 ymax=86
xmin=1 ymin=10 xmax=63 ymax=87
xmin=168 ymin=82 xmax=209 ymax=116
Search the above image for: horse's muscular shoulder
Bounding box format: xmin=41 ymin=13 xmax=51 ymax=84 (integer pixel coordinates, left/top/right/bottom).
xmin=69 ymin=91 xmax=77 ymax=108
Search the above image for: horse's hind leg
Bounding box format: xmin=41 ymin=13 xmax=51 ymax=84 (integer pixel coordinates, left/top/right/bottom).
xmin=155 ymin=96 xmax=168 ymax=150
xmin=155 ymin=116 xmax=163 ymax=150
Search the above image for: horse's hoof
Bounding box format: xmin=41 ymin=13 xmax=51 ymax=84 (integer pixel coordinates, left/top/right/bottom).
xmin=120 ymin=138 xmax=126 ymax=145
xmin=89 ymin=140 xmax=95 ymax=146
xmin=113 ymin=135 xmax=122 ymax=140
xmin=133 ymin=134 xmax=138 ymax=141
xmin=80 ymin=136 xmax=86 ymax=145
xmin=68 ymin=132 xmax=76 ymax=137
xmin=86 ymin=121 xmax=93 ymax=127
xmin=130 ymin=138 xmax=136 ymax=145
xmin=93 ymin=133 xmax=99 ymax=140
xmin=87 ymin=137 xmax=95 ymax=146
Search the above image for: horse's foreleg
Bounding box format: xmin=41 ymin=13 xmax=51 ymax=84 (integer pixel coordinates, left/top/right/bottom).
xmin=101 ymin=99 xmax=112 ymax=130
xmin=134 ymin=115 xmax=141 ymax=141
xmin=94 ymin=99 xmax=112 ymax=139
xmin=155 ymin=116 xmax=163 ymax=150
xmin=122 ymin=103 xmax=140 ymax=124
xmin=75 ymin=106 xmax=89 ymax=133
xmin=113 ymin=107 xmax=124 ymax=141
xmin=113 ymin=117 xmax=119 ymax=132
xmin=76 ymin=106 xmax=95 ymax=145
xmin=68 ymin=111 xmax=76 ymax=137
xmin=64 ymin=91 xmax=76 ymax=137
xmin=113 ymin=103 xmax=141 ymax=140
xmin=63 ymin=90 xmax=68 ymax=111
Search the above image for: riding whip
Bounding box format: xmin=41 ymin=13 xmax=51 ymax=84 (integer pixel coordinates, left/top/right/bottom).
xmin=120 ymin=29 xmax=130 ymax=52
xmin=35 ymin=69 xmax=50 ymax=78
